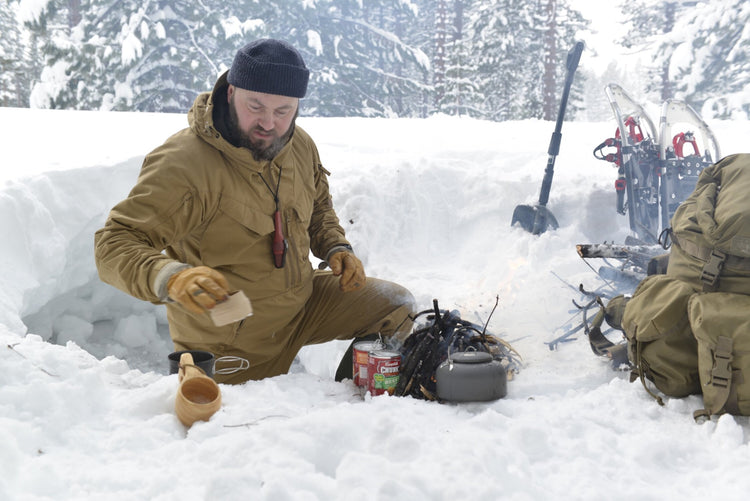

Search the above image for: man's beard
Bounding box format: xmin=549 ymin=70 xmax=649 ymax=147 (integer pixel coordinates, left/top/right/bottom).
xmin=228 ymin=95 xmax=297 ymax=162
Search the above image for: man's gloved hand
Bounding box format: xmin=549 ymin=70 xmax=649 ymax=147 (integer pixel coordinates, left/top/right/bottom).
xmin=167 ymin=266 xmax=230 ymax=314
xmin=328 ymin=250 xmax=366 ymax=292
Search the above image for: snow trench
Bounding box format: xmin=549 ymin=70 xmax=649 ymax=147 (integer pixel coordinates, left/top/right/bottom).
xmin=3 ymin=159 xmax=174 ymax=374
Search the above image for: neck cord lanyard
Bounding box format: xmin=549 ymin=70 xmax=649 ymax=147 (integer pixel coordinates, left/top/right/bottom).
xmin=258 ymin=165 xmax=287 ymax=268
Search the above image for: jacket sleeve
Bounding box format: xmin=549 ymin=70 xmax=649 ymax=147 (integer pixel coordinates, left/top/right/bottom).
xmin=307 ymin=143 xmax=351 ymax=260
xmin=94 ymin=148 xmax=207 ymax=303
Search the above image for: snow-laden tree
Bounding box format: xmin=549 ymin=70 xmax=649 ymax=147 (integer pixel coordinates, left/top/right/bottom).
xmin=618 ymin=0 xmax=670 ymax=102
xmin=299 ymin=0 xmax=430 ymax=117
xmin=429 ymin=0 xmax=485 ymax=118
xmin=23 ymin=0 xmax=263 ymax=111
xmin=22 ymin=0 xmax=431 ymax=116
xmin=465 ymin=0 xmax=533 ymax=121
xmin=0 ymin=0 xmax=29 ymax=107
xmin=438 ymin=35 xmax=483 ymax=117
xmin=466 ymin=0 xmax=585 ymax=121
xmin=537 ymin=0 xmax=587 ymax=120
xmin=621 ymin=0 xmax=750 ymax=119
xmin=659 ymin=0 xmax=750 ymax=119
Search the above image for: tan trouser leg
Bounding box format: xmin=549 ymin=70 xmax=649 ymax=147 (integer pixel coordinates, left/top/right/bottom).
xmin=215 ymin=272 xmax=415 ymax=384
xmin=292 ymin=271 xmax=415 ymax=344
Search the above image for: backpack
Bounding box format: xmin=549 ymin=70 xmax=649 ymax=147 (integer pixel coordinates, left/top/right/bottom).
xmin=667 ymin=153 xmax=750 ymax=293
xmin=688 ymin=292 xmax=750 ymax=419
xmin=394 ymin=299 xmax=521 ymax=401
xmin=621 ymin=274 xmax=700 ymax=401
xmin=618 ymin=154 xmax=750 ymax=418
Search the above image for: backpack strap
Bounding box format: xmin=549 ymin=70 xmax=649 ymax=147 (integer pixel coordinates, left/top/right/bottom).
xmin=671 ymin=234 xmax=750 ymax=291
xmin=700 ymin=249 xmax=727 ymax=292
xmin=632 ymin=337 xmax=665 ymax=407
xmin=586 ymin=296 xmax=630 ymax=358
xmin=585 ymin=301 xmax=616 ymax=356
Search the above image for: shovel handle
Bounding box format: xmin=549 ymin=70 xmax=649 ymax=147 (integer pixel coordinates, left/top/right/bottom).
xmin=538 ymin=41 xmax=584 ymax=207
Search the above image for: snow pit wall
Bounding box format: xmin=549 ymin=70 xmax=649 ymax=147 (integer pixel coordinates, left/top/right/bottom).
xmin=2 ymin=159 xmax=174 ymax=374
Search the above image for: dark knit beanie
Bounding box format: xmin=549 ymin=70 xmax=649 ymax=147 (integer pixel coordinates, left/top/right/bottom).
xmin=227 ymin=39 xmax=309 ymax=98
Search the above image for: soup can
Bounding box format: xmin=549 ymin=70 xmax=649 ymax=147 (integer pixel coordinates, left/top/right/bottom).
xmin=367 ymin=350 xmax=401 ymax=396
xmin=353 ymin=341 xmax=378 ymax=387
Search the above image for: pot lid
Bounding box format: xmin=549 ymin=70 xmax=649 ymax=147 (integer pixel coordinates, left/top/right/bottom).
xmin=450 ymin=351 xmax=493 ymax=364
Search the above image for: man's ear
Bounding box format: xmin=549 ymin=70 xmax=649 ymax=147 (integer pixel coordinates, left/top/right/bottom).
xmin=227 ymin=84 xmax=235 ymax=102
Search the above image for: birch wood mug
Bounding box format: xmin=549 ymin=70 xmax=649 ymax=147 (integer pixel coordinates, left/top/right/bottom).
xmin=174 ymin=352 xmax=222 ymax=427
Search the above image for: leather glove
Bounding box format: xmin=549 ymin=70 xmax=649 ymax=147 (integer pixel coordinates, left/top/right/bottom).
xmin=328 ymin=250 xmax=366 ymax=292
xmin=167 ymin=266 xmax=230 ymax=315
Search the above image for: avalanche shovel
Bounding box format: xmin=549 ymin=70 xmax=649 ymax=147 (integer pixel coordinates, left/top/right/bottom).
xmin=511 ymin=40 xmax=584 ymax=235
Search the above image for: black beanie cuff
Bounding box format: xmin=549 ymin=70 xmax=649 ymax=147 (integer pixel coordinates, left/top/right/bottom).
xmin=227 ymin=39 xmax=310 ymax=98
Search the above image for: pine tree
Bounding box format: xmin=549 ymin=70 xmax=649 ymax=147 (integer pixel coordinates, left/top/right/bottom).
xmin=541 ymin=0 xmax=587 ymax=121
xmin=22 ymin=0 xmax=89 ymax=108
xmin=0 ymin=0 xmax=28 ymax=107
xmin=22 ymin=0 xmax=433 ymax=115
xmin=298 ymin=0 xmax=429 ymax=117
xmin=431 ymin=0 xmax=485 ymax=117
xmin=659 ymin=0 xmax=750 ymax=119
xmin=541 ymin=0 xmax=558 ymax=121
xmin=462 ymin=0 xmax=585 ymax=121
xmin=467 ymin=0 xmax=529 ymax=120
xmin=24 ymin=0 xmax=264 ymax=111
xmin=622 ymin=0 xmax=750 ymax=119
xmin=440 ymin=35 xmax=482 ymax=117
xmin=9 ymin=0 xmax=667 ymax=122
xmin=432 ymin=0 xmax=449 ymax=111
xmin=620 ymin=0 xmax=687 ymax=103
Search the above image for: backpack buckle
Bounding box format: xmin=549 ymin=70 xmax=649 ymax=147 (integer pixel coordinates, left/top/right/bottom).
xmin=710 ymin=336 xmax=733 ymax=389
xmin=700 ymin=249 xmax=726 ymax=291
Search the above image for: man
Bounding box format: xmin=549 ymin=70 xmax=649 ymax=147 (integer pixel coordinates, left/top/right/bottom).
xmin=94 ymin=39 xmax=415 ymax=384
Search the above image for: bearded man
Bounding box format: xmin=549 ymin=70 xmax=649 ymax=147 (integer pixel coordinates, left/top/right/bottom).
xmin=94 ymin=39 xmax=415 ymax=384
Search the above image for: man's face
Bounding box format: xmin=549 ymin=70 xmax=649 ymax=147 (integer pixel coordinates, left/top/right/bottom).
xmin=227 ymin=85 xmax=299 ymax=161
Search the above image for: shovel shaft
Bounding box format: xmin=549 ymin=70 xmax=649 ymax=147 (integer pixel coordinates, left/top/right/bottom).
xmin=512 ymin=41 xmax=583 ymax=234
xmin=539 ymin=132 xmax=562 ymax=206
xmin=537 ymin=42 xmax=583 ymax=207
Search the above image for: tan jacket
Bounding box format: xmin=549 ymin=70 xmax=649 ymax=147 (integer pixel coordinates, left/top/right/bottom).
xmin=94 ymin=74 xmax=350 ymax=363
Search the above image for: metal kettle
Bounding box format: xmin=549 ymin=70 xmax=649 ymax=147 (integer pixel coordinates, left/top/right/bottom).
xmin=436 ymin=351 xmax=507 ymax=402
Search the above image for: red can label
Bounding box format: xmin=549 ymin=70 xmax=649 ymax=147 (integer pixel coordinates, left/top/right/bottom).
xmin=367 ymin=350 xmax=401 ymax=396
xmin=353 ymin=341 xmax=378 ymax=387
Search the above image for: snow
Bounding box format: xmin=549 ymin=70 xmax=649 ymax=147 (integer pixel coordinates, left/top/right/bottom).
xmin=27 ymin=61 xmax=70 ymax=110
xmin=16 ymin=0 xmax=49 ymax=24
xmin=121 ymin=30 xmax=144 ymax=66
xmin=307 ymin=29 xmax=323 ymax=56
xmin=567 ymin=0 xmax=632 ymax=74
xmin=2 ymin=106 xmax=750 ymax=500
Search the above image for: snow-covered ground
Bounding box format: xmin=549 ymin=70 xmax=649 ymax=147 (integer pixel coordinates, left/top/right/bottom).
xmin=2 ymin=105 xmax=750 ymax=500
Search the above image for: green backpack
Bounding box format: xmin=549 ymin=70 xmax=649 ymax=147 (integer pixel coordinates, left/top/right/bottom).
xmin=688 ymin=292 xmax=750 ymax=419
xmin=621 ymin=274 xmax=700 ymax=401
xmin=667 ymin=153 xmax=750 ymax=293
xmin=619 ymin=154 xmax=750 ymax=418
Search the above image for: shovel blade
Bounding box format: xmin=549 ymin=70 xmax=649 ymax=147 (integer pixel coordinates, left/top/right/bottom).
xmin=511 ymin=204 xmax=559 ymax=235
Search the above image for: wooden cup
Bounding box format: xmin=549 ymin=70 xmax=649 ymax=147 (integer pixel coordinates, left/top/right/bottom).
xmin=174 ymin=353 xmax=222 ymax=427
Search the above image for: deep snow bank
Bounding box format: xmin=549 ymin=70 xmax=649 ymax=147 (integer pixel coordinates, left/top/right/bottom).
xmin=4 ymin=110 xmax=750 ymax=500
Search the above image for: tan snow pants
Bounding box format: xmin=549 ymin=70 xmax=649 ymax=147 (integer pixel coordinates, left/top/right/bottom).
xmin=174 ymin=271 xmax=415 ymax=384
